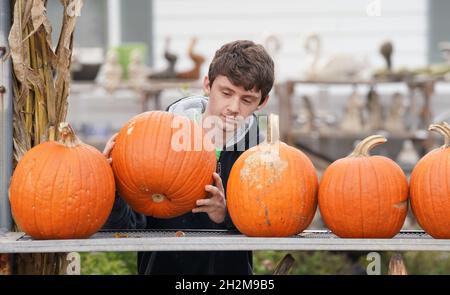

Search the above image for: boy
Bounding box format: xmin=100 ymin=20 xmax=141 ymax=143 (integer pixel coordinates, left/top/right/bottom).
xmin=102 ymin=40 xmax=274 ymax=274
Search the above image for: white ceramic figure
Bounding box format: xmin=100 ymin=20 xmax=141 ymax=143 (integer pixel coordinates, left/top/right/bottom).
xmin=384 ymin=92 xmax=406 ymax=133
xmin=96 ymin=49 xmax=123 ymax=93
xmin=262 ymin=32 xmax=282 ymax=82
xmin=128 ymin=49 xmax=149 ymax=91
xmin=304 ymin=34 xmax=370 ymax=82
xmin=340 ymin=90 xmax=364 ymax=133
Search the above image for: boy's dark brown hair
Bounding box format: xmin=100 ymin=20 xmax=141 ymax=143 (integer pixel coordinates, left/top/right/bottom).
xmin=208 ymin=40 xmax=274 ymax=105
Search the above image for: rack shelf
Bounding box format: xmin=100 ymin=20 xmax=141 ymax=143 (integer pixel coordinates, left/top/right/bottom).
xmin=1 ymin=230 xmax=449 ymax=253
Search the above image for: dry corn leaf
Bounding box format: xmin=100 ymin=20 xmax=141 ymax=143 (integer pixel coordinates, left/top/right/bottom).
xmin=30 ymin=0 xmax=53 ymax=48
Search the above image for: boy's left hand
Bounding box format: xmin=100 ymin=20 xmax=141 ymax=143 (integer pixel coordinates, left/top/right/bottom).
xmin=192 ymin=172 xmax=226 ymax=224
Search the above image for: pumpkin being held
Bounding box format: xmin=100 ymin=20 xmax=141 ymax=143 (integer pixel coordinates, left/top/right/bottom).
xmin=318 ymin=135 xmax=408 ymax=238
xmin=227 ymin=114 xmax=318 ymax=237
xmin=111 ymin=111 xmax=216 ymax=218
xmin=9 ymin=123 xmax=115 ymax=239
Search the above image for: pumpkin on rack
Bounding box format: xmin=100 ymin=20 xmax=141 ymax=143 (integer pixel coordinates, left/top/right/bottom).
xmin=227 ymin=114 xmax=318 ymax=237
xmin=318 ymin=135 xmax=409 ymax=238
xmin=111 ymin=111 xmax=216 ymax=218
xmin=9 ymin=123 xmax=115 ymax=240
xmin=410 ymin=122 xmax=450 ymax=238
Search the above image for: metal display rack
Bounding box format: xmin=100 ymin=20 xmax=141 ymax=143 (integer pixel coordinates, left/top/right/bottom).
xmin=1 ymin=229 xmax=450 ymax=254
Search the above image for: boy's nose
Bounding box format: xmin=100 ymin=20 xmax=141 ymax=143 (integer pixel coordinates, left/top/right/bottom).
xmin=227 ymin=97 xmax=240 ymax=114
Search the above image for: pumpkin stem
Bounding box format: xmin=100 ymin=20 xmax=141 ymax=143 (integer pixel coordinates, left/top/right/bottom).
xmin=349 ymin=135 xmax=387 ymax=157
xmin=57 ymin=122 xmax=81 ymax=148
xmin=429 ymin=122 xmax=450 ymax=148
xmin=267 ymin=114 xmax=280 ymax=144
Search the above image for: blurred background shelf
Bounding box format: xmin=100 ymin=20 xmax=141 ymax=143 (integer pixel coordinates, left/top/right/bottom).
xmin=68 ymin=80 xmax=203 ymax=150
xmin=274 ymin=78 xmax=449 ymax=173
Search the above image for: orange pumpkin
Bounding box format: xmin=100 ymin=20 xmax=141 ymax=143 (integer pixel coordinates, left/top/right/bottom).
xmin=111 ymin=111 xmax=216 ymax=218
xmin=410 ymin=122 xmax=450 ymax=238
xmin=318 ymin=135 xmax=408 ymax=238
xmin=9 ymin=123 xmax=115 ymax=239
xmin=227 ymin=115 xmax=318 ymax=237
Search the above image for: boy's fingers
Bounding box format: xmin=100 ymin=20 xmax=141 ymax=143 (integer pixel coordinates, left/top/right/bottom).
xmin=104 ymin=134 xmax=118 ymax=152
xmin=192 ymin=207 xmax=210 ymax=214
xmin=108 ymin=142 xmax=115 ymax=153
xmin=103 ymin=142 xmax=116 ymax=158
xmin=103 ymin=145 xmax=110 ymax=155
xmin=196 ymin=199 xmax=211 ymax=206
xmin=205 ymin=185 xmax=220 ymax=195
xmin=109 ymin=133 xmax=118 ymax=143
xmin=212 ymin=173 xmax=224 ymax=192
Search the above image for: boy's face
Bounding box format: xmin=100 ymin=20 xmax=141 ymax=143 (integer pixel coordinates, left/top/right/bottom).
xmin=203 ymin=75 xmax=269 ymax=132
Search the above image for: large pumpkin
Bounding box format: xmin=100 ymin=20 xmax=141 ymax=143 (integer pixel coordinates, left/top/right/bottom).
xmin=111 ymin=111 xmax=216 ymax=218
xmin=227 ymin=114 xmax=318 ymax=237
xmin=9 ymin=123 xmax=115 ymax=239
xmin=318 ymin=135 xmax=408 ymax=238
xmin=410 ymin=122 xmax=450 ymax=238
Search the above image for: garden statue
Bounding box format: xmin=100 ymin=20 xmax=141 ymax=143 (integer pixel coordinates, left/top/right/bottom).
xmin=96 ymin=49 xmax=123 ymax=93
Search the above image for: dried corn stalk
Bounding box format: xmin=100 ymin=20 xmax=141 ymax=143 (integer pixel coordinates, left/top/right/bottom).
xmin=8 ymin=0 xmax=83 ymax=275
xmin=9 ymin=0 xmax=83 ymax=163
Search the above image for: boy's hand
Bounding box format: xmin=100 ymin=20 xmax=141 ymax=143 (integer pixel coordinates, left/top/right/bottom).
xmin=103 ymin=133 xmax=118 ymax=164
xmin=192 ymin=172 xmax=226 ymax=224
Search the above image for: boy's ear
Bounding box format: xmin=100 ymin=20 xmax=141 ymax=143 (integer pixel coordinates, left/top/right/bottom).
xmin=203 ymin=75 xmax=211 ymax=96
xmin=256 ymin=95 xmax=270 ymax=110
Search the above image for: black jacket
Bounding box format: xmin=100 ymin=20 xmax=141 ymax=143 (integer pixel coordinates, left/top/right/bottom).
xmin=103 ymin=96 xmax=263 ymax=275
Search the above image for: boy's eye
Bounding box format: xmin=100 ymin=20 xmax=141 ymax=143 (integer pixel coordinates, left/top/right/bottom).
xmin=242 ymin=99 xmax=252 ymax=104
xmin=222 ymin=92 xmax=231 ymax=96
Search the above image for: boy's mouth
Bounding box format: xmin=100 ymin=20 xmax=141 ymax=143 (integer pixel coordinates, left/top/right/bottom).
xmin=224 ymin=116 xmax=238 ymax=124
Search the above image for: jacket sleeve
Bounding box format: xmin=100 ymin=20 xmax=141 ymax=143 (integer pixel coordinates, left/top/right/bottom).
xmin=102 ymin=192 xmax=147 ymax=230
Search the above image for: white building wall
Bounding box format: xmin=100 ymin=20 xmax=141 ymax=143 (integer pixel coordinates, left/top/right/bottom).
xmin=153 ymin=0 xmax=428 ymax=81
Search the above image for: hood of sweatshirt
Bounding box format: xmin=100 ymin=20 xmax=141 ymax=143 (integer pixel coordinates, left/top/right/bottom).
xmin=167 ymin=95 xmax=264 ymax=150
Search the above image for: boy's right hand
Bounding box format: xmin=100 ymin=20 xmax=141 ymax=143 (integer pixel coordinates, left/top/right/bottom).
xmin=103 ymin=133 xmax=118 ymax=165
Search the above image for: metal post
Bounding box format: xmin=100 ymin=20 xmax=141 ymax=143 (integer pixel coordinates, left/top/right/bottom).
xmin=0 ymin=0 xmax=13 ymax=232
